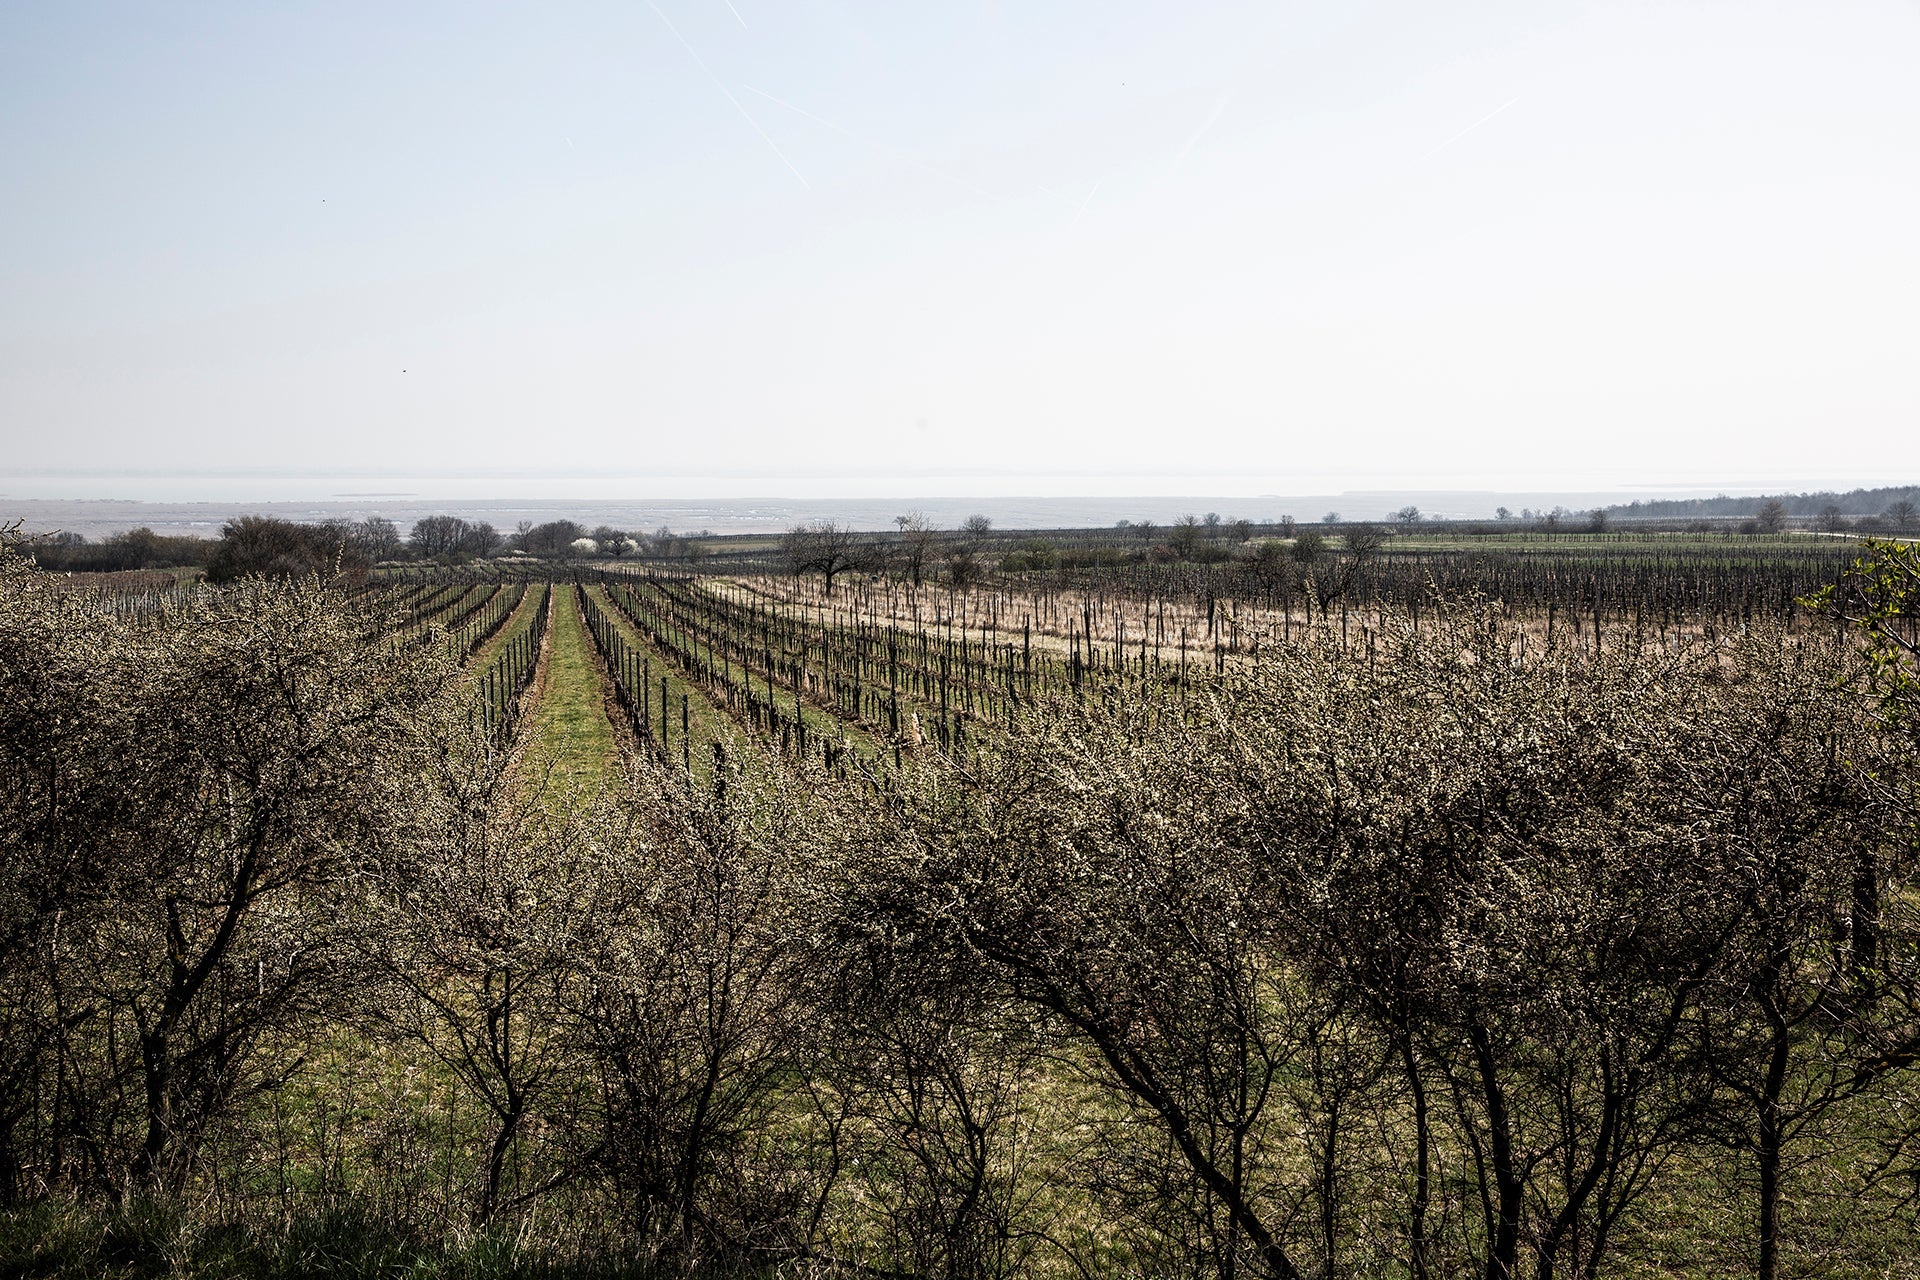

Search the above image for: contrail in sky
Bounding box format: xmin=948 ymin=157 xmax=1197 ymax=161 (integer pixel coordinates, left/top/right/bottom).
xmin=1071 ymin=182 xmax=1101 ymax=227
xmin=648 ymin=1 xmax=809 ymax=187
xmin=720 ymin=0 xmax=747 ymax=29
xmin=1419 ymin=97 xmax=1521 ymax=161
xmin=1173 ymin=93 xmax=1228 ymax=171
xmin=742 ymin=84 xmax=1000 ymax=200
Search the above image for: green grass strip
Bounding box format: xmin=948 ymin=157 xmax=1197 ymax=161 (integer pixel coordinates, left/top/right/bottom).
xmin=521 ymin=585 xmax=617 ymax=803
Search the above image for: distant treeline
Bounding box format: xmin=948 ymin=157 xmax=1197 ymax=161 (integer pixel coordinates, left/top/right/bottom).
xmin=1607 ymin=484 xmax=1920 ymax=521
xmin=19 ymin=488 xmax=1919 ymax=584
xmin=22 ymin=515 xmax=715 ymax=577
xmin=25 ymin=527 xmax=215 ymax=574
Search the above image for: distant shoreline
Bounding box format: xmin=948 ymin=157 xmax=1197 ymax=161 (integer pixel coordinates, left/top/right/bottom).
xmin=7 ymin=484 xmax=1914 ymax=541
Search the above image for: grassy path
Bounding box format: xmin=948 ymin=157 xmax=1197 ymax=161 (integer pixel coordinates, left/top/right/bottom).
xmin=517 ymin=585 xmax=618 ymax=803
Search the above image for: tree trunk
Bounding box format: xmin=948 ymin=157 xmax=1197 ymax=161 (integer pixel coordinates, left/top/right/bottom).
xmin=478 ymin=1097 xmax=523 ymax=1224
xmin=1402 ymin=1035 xmax=1432 ymax=1280
xmin=1469 ymin=1024 xmax=1523 ymax=1280
xmin=1757 ymin=990 xmax=1791 ymax=1280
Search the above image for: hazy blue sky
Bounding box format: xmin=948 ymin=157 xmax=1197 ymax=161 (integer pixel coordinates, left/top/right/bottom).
xmin=3 ymin=1 xmax=1917 ymax=497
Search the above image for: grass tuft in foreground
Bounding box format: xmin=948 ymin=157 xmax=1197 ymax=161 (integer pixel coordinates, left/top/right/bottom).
xmin=0 ymin=1200 xmax=697 ymax=1280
